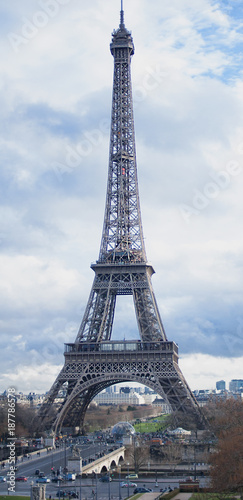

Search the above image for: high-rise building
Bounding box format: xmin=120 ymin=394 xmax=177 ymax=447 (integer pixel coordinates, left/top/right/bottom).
xmin=120 ymin=387 xmax=130 ymax=394
xmin=216 ymin=380 xmax=226 ymax=391
xmin=229 ymin=379 xmax=243 ymax=393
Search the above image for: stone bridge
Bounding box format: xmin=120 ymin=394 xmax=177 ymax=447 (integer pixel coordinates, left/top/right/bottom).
xmin=82 ymin=446 xmax=125 ymax=475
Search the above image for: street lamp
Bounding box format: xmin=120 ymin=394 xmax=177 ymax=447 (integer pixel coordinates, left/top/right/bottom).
xmin=193 ymin=444 xmax=197 ymax=481
xmin=155 ymin=469 xmax=158 ymax=488
xmin=95 ymin=469 xmax=98 ymax=500
xmin=79 ymin=475 xmax=82 ymax=500
xmin=64 ymin=439 xmax=67 ymax=470
xmin=92 ymin=470 xmax=98 ymax=500
xmin=127 ymin=462 xmax=130 ymax=498
xmin=118 ymin=465 xmax=121 ymax=500
xmin=30 ymin=481 xmax=33 ymax=500
xmin=108 ymin=468 xmax=111 ymax=500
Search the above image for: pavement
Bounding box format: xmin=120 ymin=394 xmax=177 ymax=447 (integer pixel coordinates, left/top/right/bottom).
xmin=170 ymin=494 xmax=193 ymax=500
xmin=136 ymin=493 xmax=161 ymax=500
xmin=135 ymin=492 xmax=193 ymax=500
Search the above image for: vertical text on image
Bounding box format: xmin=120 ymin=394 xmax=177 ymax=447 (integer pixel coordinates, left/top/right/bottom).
xmin=7 ymin=387 xmax=16 ymax=493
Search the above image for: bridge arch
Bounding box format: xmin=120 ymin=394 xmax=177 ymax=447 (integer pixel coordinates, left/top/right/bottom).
xmin=82 ymin=447 xmax=125 ymax=475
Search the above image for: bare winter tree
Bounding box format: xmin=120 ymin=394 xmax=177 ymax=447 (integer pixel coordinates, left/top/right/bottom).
xmin=205 ymin=398 xmax=243 ymax=497
xmin=161 ymin=442 xmax=183 ymax=474
xmin=126 ymin=437 xmax=150 ymax=474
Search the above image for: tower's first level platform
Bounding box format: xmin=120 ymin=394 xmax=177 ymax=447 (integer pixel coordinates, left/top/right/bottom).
xmin=64 ymin=340 xmax=179 ymax=364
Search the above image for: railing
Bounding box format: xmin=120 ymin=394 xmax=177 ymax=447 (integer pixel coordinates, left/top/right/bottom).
xmin=64 ymin=340 xmax=178 ymax=354
xmin=91 ymin=260 xmax=147 ymax=267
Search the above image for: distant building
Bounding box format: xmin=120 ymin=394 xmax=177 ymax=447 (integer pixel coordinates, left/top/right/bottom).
xmin=94 ymin=391 xmax=145 ymax=405
xmin=15 ymin=392 xmax=45 ymax=407
xmin=120 ymin=386 xmax=130 ymax=394
xmin=142 ymin=393 xmax=155 ymax=405
xmin=216 ymin=380 xmax=226 ymax=391
xmin=106 ymin=385 xmax=117 ymax=393
xmin=144 ymin=387 xmax=152 ymax=395
xmin=229 ymin=379 xmax=243 ymax=393
xmin=133 ymin=386 xmax=142 ymax=394
xmin=152 ymin=397 xmax=171 ymax=414
xmin=193 ymin=389 xmax=216 ymax=407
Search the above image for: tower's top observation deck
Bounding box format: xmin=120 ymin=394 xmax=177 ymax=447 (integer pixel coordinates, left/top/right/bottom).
xmin=110 ymin=1 xmax=134 ymax=56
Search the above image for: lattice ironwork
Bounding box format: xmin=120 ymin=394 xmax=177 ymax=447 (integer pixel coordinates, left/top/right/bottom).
xmin=38 ymin=4 xmax=205 ymax=434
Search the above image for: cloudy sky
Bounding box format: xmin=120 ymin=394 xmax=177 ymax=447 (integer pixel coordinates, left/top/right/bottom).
xmin=0 ymin=0 xmax=243 ymax=395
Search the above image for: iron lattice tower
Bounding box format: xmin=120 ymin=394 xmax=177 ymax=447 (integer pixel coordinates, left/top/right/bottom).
xmin=38 ymin=3 xmax=205 ymax=433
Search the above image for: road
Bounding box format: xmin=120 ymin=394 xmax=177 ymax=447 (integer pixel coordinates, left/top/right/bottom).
xmin=0 ymin=442 xmax=209 ymax=499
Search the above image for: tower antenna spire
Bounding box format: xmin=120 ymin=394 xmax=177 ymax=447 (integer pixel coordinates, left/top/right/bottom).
xmin=120 ymin=0 xmax=125 ymax=27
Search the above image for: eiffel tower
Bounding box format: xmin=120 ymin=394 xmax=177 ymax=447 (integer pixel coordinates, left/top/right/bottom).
xmin=38 ymin=2 xmax=205 ymax=434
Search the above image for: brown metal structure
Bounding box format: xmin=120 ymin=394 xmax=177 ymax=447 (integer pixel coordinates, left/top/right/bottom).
xmin=38 ymin=3 xmax=205 ymax=434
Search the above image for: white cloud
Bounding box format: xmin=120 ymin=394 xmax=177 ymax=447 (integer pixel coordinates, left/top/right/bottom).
xmin=0 ymin=254 xmax=81 ymax=313
xmin=0 ymin=363 xmax=62 ymax=393
xmin=0 ymin=0 xmax=242 ymax=393
xmin=180 ymin=353 xmax=243 ymax=390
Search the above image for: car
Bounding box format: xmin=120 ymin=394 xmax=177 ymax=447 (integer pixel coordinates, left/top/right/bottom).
xmin=56 ymin=491 xmax=67 ymax=497
xmin=52 ymin=476 xmax=65 ymax=483
xmin=120 ymin=481 xmax=137 ymax=488
xmin=125 ymin=473 xmax=138 ymax=479
xmin=64 ymin=473 xmax=76 ymax=481
xmin=134 ymin=487 xmax=152 ymax=493
xmin=15 ymin=476 xmax=28 ymax=482
xmin=99 ymin=476 xmax=112 ymax=482
xmin=36 ymin=477 xmax=50 ymax=483
xmin=0 ymin=477 xmax=6 ymax=483
xmin=67 ymin=491 xmax=78 ymax=498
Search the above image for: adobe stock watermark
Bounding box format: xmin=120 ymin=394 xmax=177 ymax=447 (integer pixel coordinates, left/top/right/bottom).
xmin=52 ymin=118 xmax=110 ymax=181
xmin=133 ymin=64 xmax=168 ymax=109
xmin=52 ymin=64 xmax=168 ymax=181
xmin=8 ymin=0 xmax=71 ymax=54
xmin=179 ymin=159 xmax=242 ymax=223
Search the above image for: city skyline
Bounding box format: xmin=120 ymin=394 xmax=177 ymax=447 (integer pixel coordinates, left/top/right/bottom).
xmin=0 ymin=0 xmax=243 ymax=394
xmin=1 ymin=377 xmax=242 ymax=398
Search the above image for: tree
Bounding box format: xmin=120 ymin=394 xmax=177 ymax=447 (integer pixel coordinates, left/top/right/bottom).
xmin=167 ymin=410 xmax=199 ymax=431
xmin=126 ymin=437 xmax=149 ymax=474
xmin=0 ymin=399 xmax=41 ymax=440
xmin=205 ymin=398 xmax=243 ymax=496
xmin=15 ymin=404 xmax=40 ymax=436
xmin=0 ymin=400 xmax=8 ymax=441
xmin=210 ymin=429 xmax=243 ymax=494
xmin=160 ymin=442 xmax=182 ymax=474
